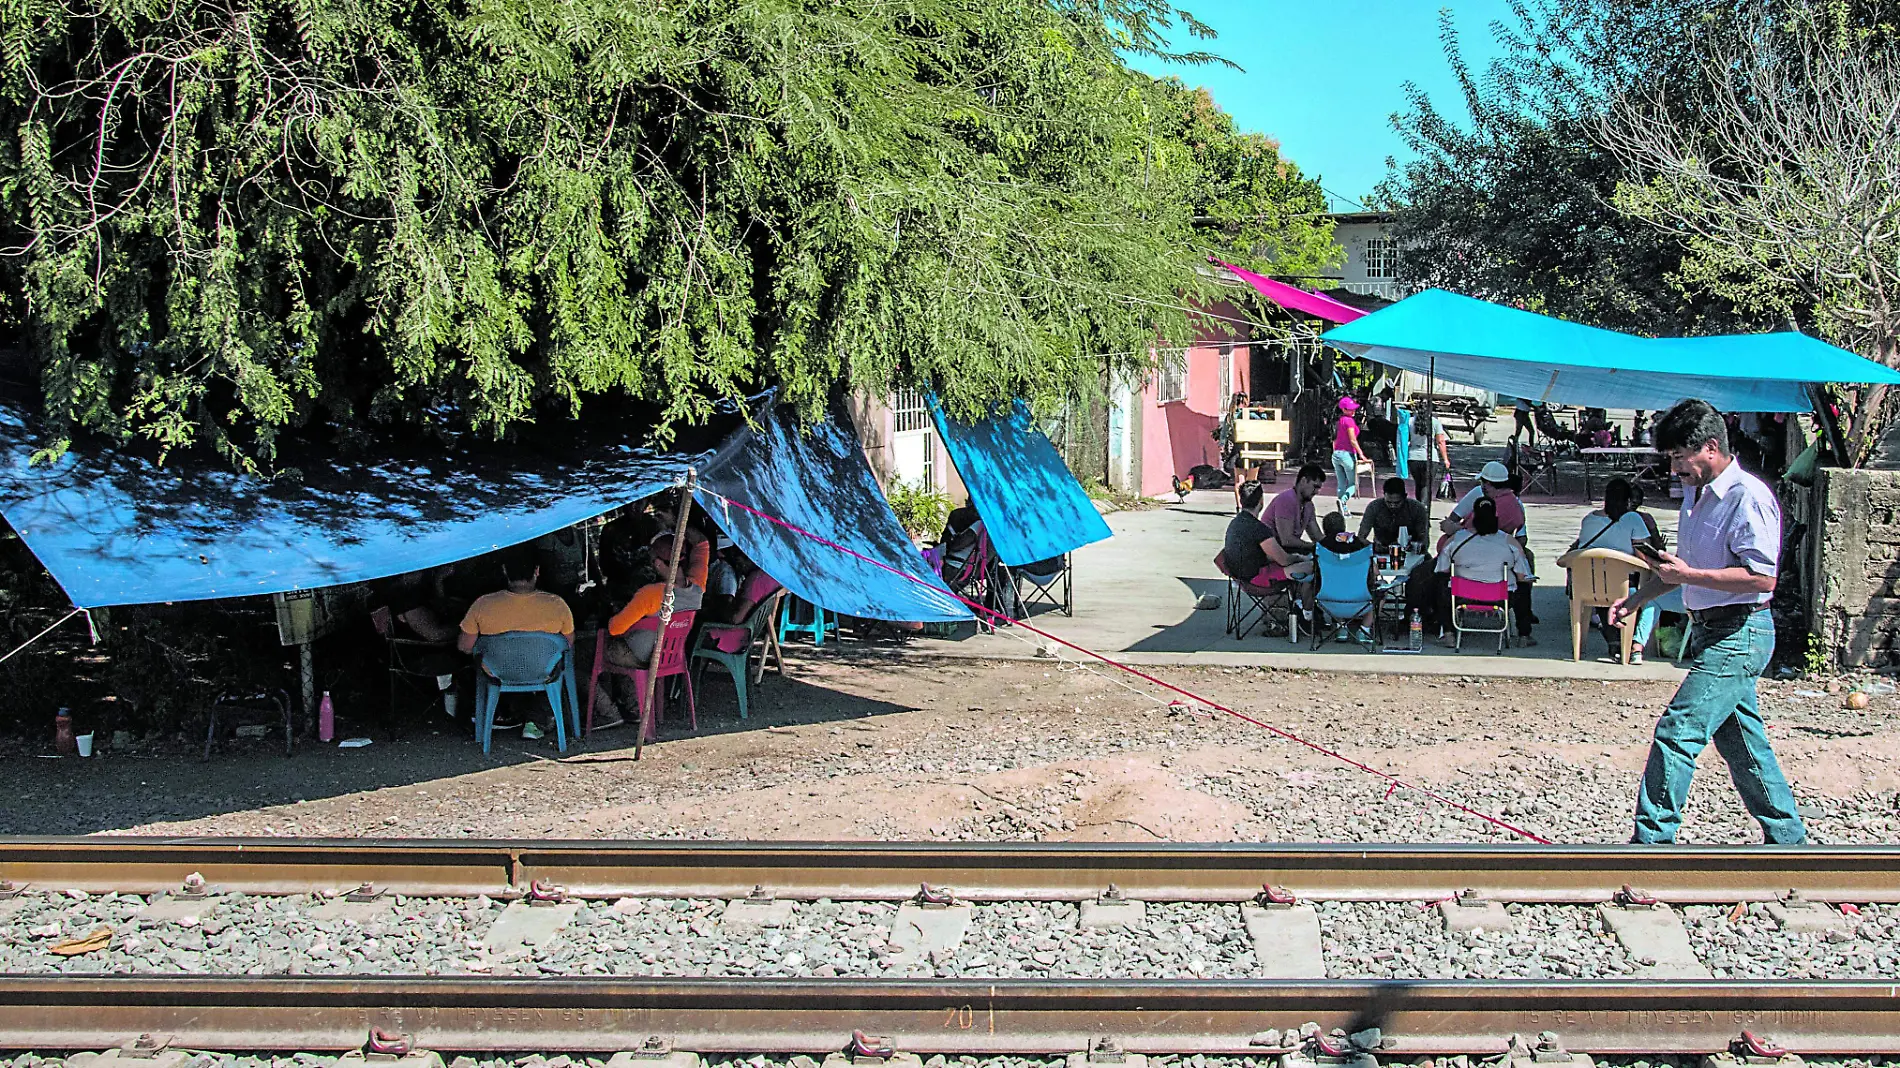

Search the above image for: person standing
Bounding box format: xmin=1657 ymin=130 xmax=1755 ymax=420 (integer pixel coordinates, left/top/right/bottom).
xmin=1510 ymin=396 xmax=1537 ymax=448
xmin=1332 ymin=397 xmax=1367 ymax=515
xmin=1610 ymin=398 xmax=1806 ymax=845
xmin=1408 ymin=401 xmax=1451 ymax=502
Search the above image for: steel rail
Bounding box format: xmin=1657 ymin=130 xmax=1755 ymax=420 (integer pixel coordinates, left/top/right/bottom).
xmin=0 ymin=976 xmax=1894 ymax=1056
xmin=4 ymin=838 xmax=1900 ymax=903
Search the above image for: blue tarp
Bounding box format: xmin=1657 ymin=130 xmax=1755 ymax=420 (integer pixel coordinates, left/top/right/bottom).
xmin=931 ymin=400 xmax=1111 ymax=567
xmin=0 ymin=398 xmax=972 ymax=622
xmin=1321 ymin=288 xmax=1900 ymax=412
xmin=699 ymin=402 xmax=968 ymax=622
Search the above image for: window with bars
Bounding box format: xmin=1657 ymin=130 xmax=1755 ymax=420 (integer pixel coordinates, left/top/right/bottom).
xmin=1155 ymin=353 xmax=1187 ymax=403
xmin=892 ymin=389 xmax=932 ymax=433
xmin=1218 ymin=344 xmax=1233 ymax=402
xmin=1364 ymin=237 xmax=1398 ymax=280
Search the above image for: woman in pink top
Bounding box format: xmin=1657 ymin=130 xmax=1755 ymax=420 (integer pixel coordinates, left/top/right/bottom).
xmin=1331 ymin=396 xmax=1367 ymax=514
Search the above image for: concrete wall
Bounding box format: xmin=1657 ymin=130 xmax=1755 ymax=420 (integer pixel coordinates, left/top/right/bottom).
xmin=1815 ymin=466 xmax=1900 ymax=669
xmin=848 ymin=393 xmax=967 ymax=505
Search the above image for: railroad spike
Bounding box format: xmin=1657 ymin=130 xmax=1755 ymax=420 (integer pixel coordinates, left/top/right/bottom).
xmin=607 ymin=1037 xmax=701 ymax=1068
xmin=1067 ymin=1035 xmax=1146 ymax=1068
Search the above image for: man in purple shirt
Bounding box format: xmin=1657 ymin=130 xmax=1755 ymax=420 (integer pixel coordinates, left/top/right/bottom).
xmin=1610 ymin=398 xmax=1805 ymax=845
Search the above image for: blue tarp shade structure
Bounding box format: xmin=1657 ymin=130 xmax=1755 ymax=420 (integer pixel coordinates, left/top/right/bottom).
xmin=699 ymin=401 xmax=969 ymax=622
xmin=0 ymin=397 xmax=972 ymax=623
xmin=1321 ymin=289 xmax=1900 ymax=412
xmin=931 ymin=400 xmax=1111 ymax=567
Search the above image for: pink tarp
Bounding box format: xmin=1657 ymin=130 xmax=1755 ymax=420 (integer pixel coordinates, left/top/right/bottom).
xmin=1212 ymin=258 xmax=1366 ymax=324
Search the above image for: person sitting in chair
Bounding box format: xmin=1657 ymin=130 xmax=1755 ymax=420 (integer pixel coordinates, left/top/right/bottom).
xmin=1316 ymin=510 xmax=1377 ymax=644
xmin=1226 ymin=481 xmax=1316 ymax=622
xmin=458 ymin=546 xmax=576 ymax=737
xmin=1432 ymin=498 xmax=1533 ymax=647
xmin=1359 ymin=478 xmax=1431 ymax=550
xmin=594 ymin=534 xmax=704 ymax=730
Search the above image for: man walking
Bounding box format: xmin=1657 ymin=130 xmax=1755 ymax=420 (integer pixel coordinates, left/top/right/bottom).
xmin=1611 ymin=399 xmax=1806 ymax=845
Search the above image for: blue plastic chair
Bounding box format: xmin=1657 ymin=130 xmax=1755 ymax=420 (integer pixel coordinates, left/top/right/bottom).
xmin=1312 ymin=544 xmax=1378 ymax=649
xmin=691 ymin=589 xmax=787 ymax=721
xmin=473 ymin=632 xmax=578 ymax=754
xmin=778 ymin=594 xmax=838 ymax=647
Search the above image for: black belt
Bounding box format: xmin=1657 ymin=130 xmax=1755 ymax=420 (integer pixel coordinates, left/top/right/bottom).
xmin=1687 ymin=604 xmax=1763 ymax=625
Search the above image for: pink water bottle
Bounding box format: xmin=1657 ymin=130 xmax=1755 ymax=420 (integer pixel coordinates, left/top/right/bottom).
xmin=317 ymin=691 xmax=335 ymax=743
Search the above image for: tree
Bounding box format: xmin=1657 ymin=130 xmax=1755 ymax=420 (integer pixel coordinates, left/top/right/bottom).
xmin=0 ymin=0 xmax=1334 ymax=466
xmin=1377 ymin=1 xmax=1758 ymax=337
xmin=1602 ymin=13 xmax=1900 ymax=461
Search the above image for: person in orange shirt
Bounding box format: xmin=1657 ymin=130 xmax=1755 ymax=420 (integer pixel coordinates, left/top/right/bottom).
xmin=458 ymin=546 xmax=575 ymax=737
xmin=595 ymin=534 xmax=703 ymax=730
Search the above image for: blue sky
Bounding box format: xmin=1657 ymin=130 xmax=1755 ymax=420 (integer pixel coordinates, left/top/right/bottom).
xmin=1128 ymin=0 xmax=1516 ymax=207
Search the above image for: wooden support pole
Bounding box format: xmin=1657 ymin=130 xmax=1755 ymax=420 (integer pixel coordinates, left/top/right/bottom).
xmin=634 ymin=470 xmax=696 ymax=760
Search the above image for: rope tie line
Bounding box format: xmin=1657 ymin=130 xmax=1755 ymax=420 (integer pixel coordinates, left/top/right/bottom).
xmin=699 ymin=489 xmax=1553 ymax=845
xmin=0 ymin=608 xmax=83 ymax=669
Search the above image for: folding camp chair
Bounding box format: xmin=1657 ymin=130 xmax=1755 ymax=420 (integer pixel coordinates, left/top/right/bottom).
xmin=1449 ymin=570 xmax=1512 ymax=654
xmin=1310 ymin=545 xmax=1379 ymax=649
xmin=1513 ymin=443 xmax=1560 ymax=497
xmin=940 ymin=528 xmax=1004 ymax=629
xmin=1213 ymin=550 xmax=1298 ymax=643
xmin=1003 ymin=554 xmax=1072 ymax=617
xmin=370 ymin=605 xmax=456 ymax=718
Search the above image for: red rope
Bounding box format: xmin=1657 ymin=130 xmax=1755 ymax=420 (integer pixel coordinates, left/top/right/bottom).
xmin=702 ymin=490 xmax=1553 ymax=845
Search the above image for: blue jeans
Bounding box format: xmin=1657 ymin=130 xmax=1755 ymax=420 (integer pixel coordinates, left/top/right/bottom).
xmin=1332 ymin=450 xmax=1358 ymax=508
xmin=1631 ymin=608 xmax=1806 ymax=844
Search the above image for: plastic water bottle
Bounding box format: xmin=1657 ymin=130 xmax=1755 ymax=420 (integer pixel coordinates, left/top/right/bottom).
xmin=318 ymin=691 xmax=335 ymax=743
xmin=1408 ymin=611 xmax=1423 ymax=651
xmin=54 ymin=708 xmax=75 ymax=755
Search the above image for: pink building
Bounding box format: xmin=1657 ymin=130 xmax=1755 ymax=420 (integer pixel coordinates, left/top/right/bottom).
xmin=1133 ymin=297 xmax=1254 ymax=498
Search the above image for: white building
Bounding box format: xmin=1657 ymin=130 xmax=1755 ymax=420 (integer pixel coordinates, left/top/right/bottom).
xmin=1318 ymin=210 xmax=1402 ymax=303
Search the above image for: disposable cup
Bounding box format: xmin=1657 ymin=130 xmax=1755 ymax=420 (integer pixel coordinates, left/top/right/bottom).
xmin=75 ymin=732 xmax=94 ymax=757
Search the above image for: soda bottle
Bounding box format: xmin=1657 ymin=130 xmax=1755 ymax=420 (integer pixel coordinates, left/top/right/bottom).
xmin=318 ymin=691 xmax=335 ymax=743
xmin=54 ymin=708 xmax=75 ymax=755
xmin=1408 ymin=611 xmax=1423 ymax=651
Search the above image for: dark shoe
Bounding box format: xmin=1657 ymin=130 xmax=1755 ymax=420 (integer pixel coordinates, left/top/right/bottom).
xmin=491 ymin=711 xmax=524 ymax=730
xmin=1518 ymin=635 xmax=1539 ymax=647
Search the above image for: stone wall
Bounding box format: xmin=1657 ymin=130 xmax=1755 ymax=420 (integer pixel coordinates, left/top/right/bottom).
xmin=1815 ymin=466 xmax=1900 ymax=669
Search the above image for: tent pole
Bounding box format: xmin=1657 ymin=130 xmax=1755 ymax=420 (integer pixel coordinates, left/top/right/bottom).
xmin=635 ymin=469 xmax=697 ymax=761
xmin=1422 ymin=354 xmax=1436 ymax=527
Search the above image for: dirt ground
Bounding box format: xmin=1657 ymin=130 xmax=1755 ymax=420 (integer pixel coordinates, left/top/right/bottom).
xmin=7 ymin=652 xmax=1899 ymax=846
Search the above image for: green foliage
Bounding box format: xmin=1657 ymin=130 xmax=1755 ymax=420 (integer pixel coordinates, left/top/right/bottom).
xmin=0 ymin=0 xmax=1336 ymax=464
xmin=885 ymin=478 xmax=952 ymax=539
xmin=1377 ymin=1 xmax=1756 ymax=336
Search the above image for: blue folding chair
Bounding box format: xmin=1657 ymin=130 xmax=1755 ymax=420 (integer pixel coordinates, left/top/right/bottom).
xmin=1311 ymin=544 xmax=1379 ymax=649
xmin=473 ymin=632 xmax=579 ymax=754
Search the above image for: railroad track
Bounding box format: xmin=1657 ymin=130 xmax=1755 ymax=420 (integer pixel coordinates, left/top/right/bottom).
xmin=2 ymin=838 xmax=1898 ymax=1057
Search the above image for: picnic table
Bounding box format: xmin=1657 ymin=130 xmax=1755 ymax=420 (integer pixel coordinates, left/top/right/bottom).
xmin=1418 ymin=393 xmax=1495 ymax=444
xmin=1581 ymin=446 xmax=1668 ymax=499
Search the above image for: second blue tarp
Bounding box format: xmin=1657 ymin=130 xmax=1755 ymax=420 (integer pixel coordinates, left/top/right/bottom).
xmin=932 ymin=400 xmax=1111 ymax=567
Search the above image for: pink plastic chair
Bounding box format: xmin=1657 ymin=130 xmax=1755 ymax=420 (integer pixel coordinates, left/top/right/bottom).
xmin=588 ymin=610 xmax=697 ymax=740
xmin=1449 ymin=572 xmax=1511 ymax=653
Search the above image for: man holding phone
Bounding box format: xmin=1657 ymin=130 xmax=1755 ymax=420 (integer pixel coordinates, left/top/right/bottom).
xmin=1610 ymin=398 xmax=1806 ymax=845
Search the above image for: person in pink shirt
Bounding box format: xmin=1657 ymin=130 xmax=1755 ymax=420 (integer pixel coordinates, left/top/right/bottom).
xmin=1331 ymin=397 xmax=1367 ymax=515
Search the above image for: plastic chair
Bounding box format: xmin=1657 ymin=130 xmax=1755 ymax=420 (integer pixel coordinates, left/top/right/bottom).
xmin=473 ymin=632 xmax=578 ymax=754
xmin=1213 ymin=550 xmax=1298 ymax=643
xmin=1003 ymin=554 xmax=1072 ymax=617
xmin=1449 ymin=571 xmax=1512 ymax=654
xmin=590 ymin=610 xmax=698 ymax=740
xmin=778 ymin=595 xmax=839 ymax=646
xmin=691 ymin=590 xmax=786 ymax=721
xmin=1311 ymin=545 xmax=1378 ymax=649
xmin=1556 ymin=547 xmax=1651 ymax=663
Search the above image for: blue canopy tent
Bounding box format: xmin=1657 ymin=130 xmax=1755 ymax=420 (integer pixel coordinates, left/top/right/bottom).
xmin=0 ymin=397 xmax=970 ymax=624
xmin=929 ymin=399 xmax=1110 ymax=616
xmin=929 ymin=401 xmax=1110 ymax=567
xmin=1320 ymin=288 xmax=1900 ymax=413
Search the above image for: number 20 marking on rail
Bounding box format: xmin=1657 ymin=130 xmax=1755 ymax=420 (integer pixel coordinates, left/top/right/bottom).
xmin=941 ymin=1005 xmax=975 ymax=1030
